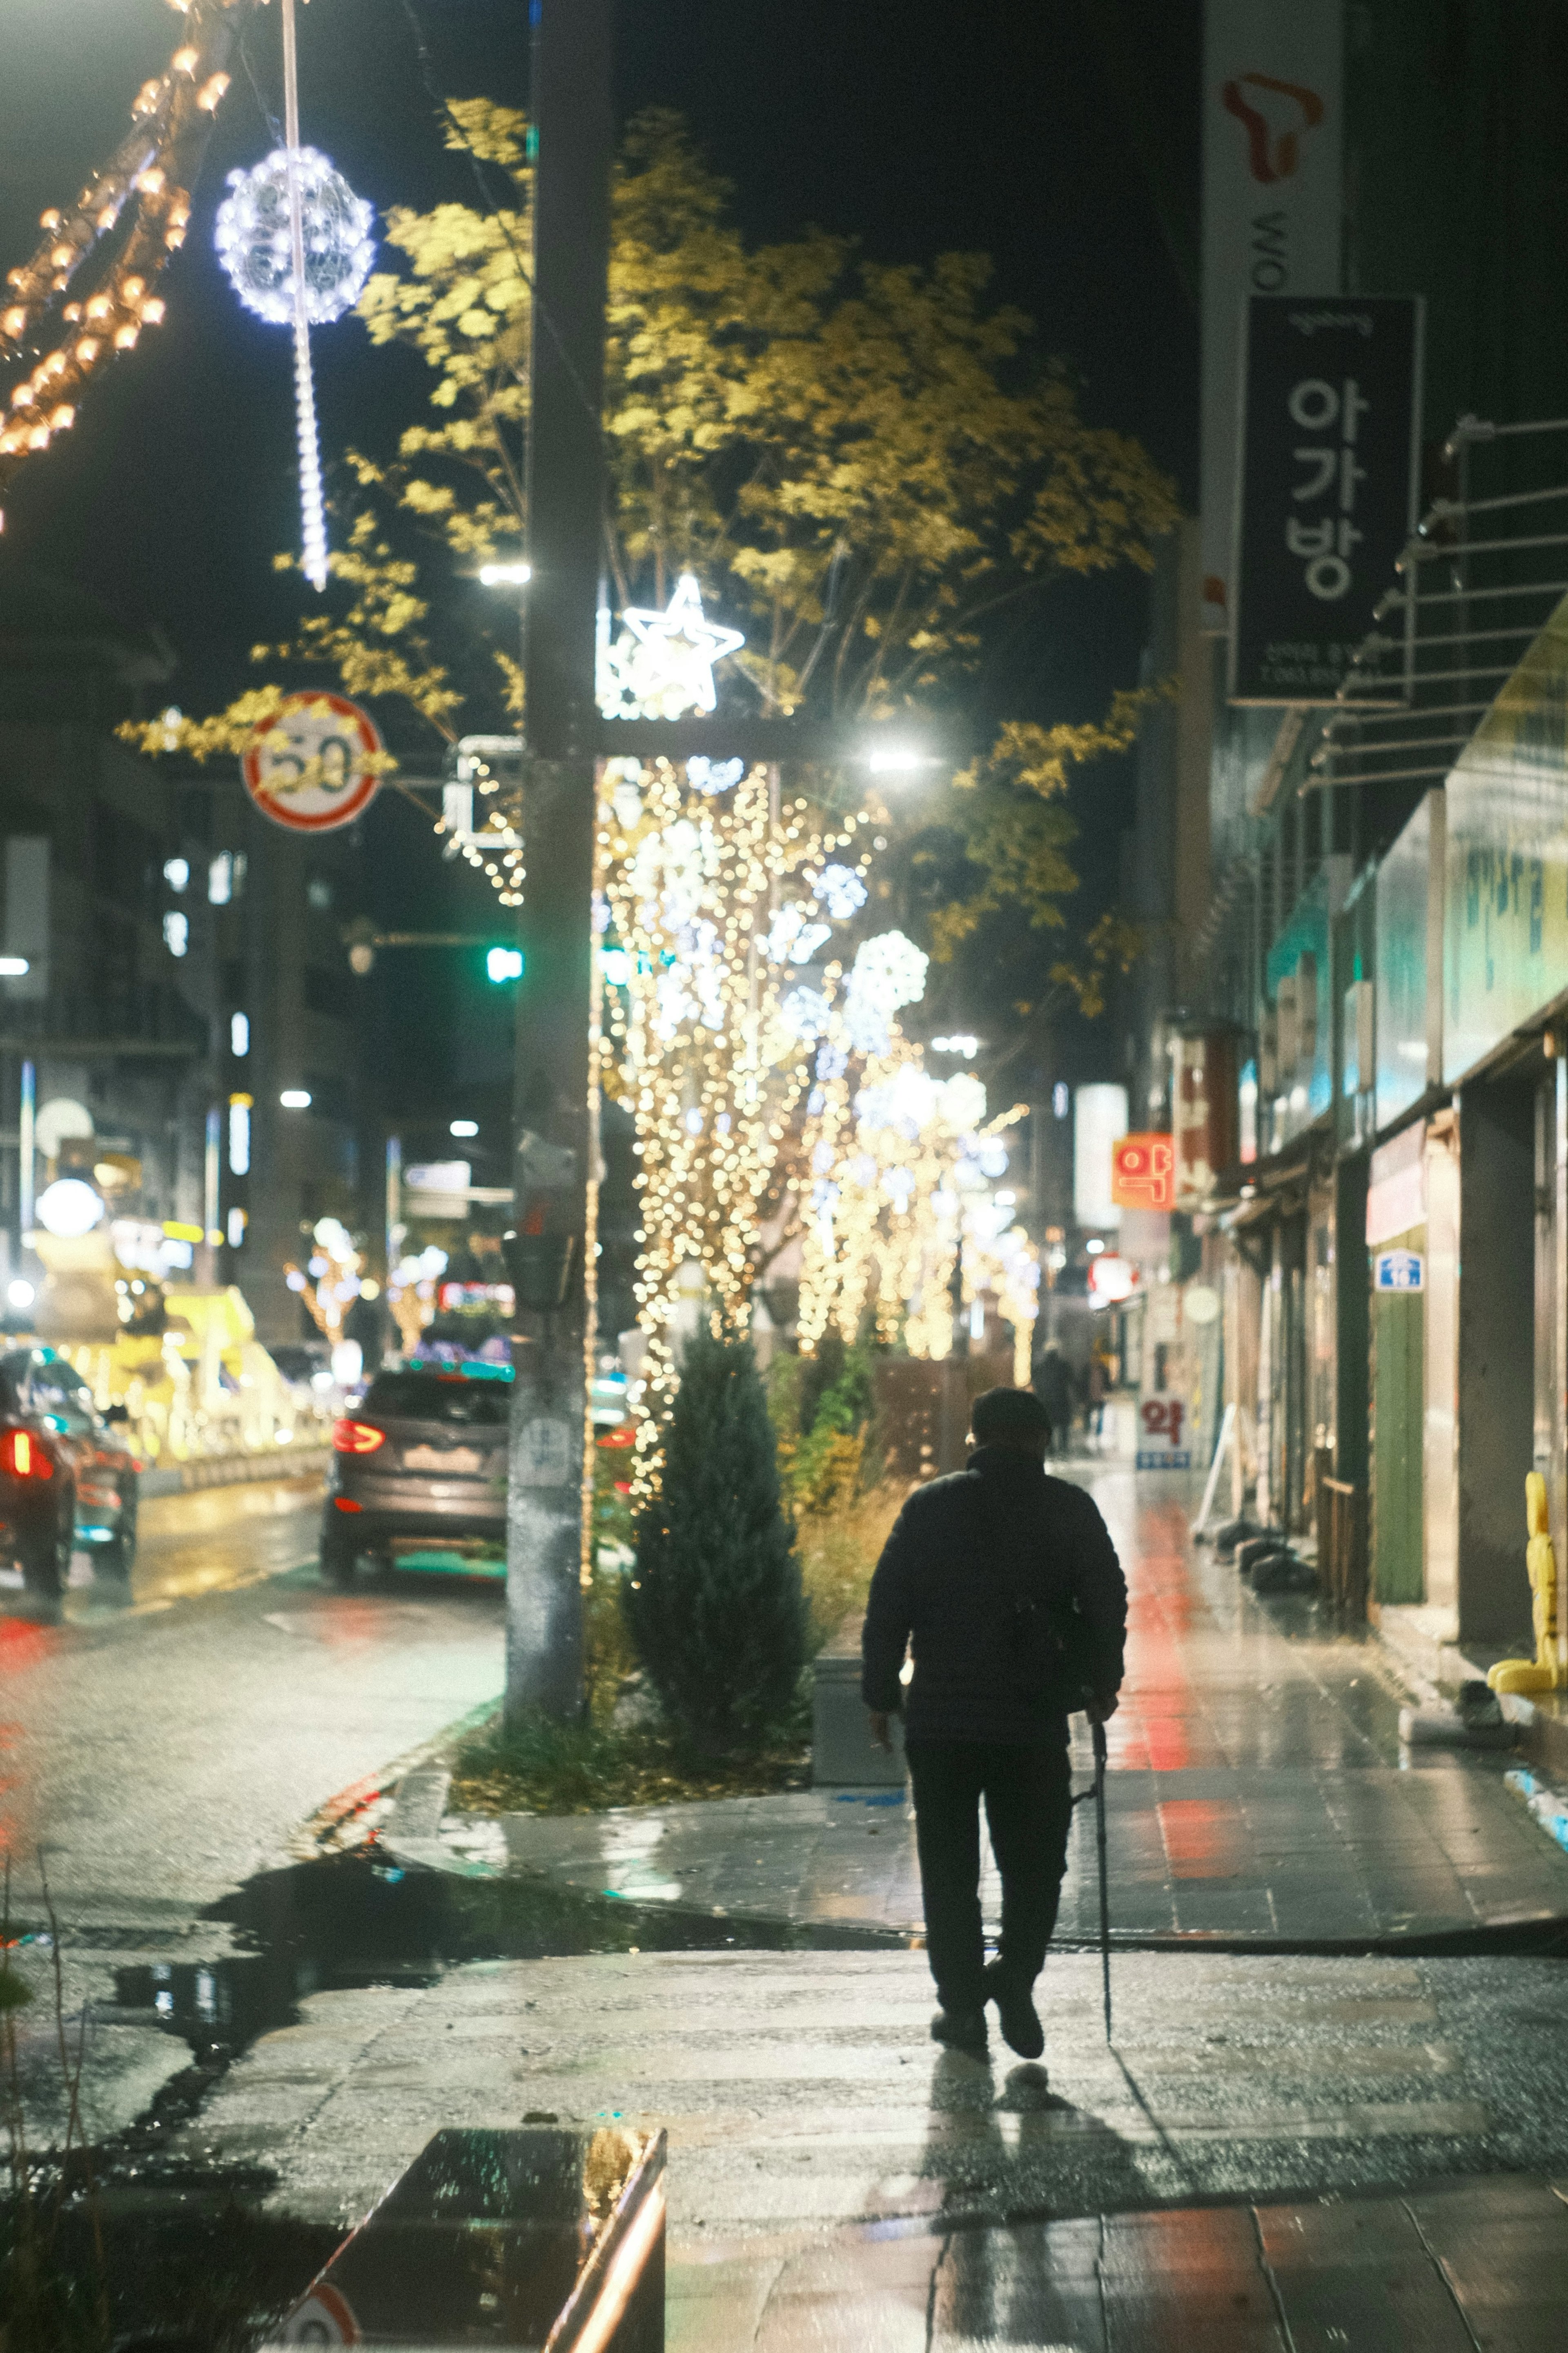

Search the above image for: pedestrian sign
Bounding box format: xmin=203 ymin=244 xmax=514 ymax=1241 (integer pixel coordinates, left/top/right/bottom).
xmin=1373 ymin=1247 xmax=1423 ymax=1293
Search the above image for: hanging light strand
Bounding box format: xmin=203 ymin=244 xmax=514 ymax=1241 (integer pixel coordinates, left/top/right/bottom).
xmin=281 ymin=0 xmax=327 ymax=588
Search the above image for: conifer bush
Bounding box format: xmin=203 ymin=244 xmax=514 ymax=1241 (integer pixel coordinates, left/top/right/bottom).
xmin=627 ymin=1322 xmax=806 ymax=1752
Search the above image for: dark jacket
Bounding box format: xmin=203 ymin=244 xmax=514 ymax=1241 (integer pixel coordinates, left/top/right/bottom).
xmin=861 ymin=1447 xmax=1127 ymax=1744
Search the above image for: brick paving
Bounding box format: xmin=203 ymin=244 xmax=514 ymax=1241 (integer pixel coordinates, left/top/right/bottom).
xmin=423 ymin=1470 xmax=1568 ymax=1941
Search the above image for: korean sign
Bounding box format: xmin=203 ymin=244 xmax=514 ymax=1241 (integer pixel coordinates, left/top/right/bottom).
xmin=1373 ymin=1248 xmax=1424 ymax=1293
xmin=1111 ymin=1133 xmax=1175 ymax=1213
xmin=1443 ymin=591 xmax=1568 ymax=1083
xmin=1200 ymin=0 xmax=1343 ymax=634
xmin=1136 ymin=1394 xmax=1192 ymax=1472
xmin=1229 ymin=296 xmax=1423 ymax=705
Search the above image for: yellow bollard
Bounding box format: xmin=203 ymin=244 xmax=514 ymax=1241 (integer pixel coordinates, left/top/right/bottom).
xmin=1489 ymin=1471 xmax=1566 ymax=1695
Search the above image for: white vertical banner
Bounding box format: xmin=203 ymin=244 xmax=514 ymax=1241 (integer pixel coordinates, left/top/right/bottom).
xmin=1201 ymin=0 xmax=1344 ymax=635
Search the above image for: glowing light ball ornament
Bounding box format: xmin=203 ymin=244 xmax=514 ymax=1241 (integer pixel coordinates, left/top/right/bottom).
xmin=216 ymin=149 xmax=373 ymax=326
xmin=213 ymin=0 xmax=373 ymax=591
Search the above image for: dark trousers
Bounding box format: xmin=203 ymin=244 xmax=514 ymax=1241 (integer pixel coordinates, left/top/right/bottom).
xmin=905 ymin=1738 xmax=1074 ymax=2012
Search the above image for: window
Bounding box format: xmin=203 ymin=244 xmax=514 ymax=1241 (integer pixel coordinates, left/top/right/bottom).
xmin=230 ymin=1010 xmax=249 ymax=1058
xmin=362 ymin=1372 xmax=513 ymax=1427
xmin=209 ymin=852 xmax=247 ymax=906
xmin=163 ymin=911 xmax=189 ymax=958
xmin=9 ymin=1355 xmax=97 ymax=1437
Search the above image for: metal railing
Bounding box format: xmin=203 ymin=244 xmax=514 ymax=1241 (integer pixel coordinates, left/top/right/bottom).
xmin=1307 ymin=413 xmax=1568 ymax=800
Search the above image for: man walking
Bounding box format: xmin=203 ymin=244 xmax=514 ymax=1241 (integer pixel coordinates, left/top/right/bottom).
xmin=862 ymin=1385 xmax=1126 ymax=2060
xmin=1032 ymin=1340 xmax=1077 ymax=1454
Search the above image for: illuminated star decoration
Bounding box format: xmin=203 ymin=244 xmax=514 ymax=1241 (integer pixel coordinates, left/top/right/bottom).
xmin=598 ymin=573 xmax=746 ymax=721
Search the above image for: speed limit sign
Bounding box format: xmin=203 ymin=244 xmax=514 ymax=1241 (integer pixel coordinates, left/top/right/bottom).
xmin=241 ymin=691 xmax=384 ymax=831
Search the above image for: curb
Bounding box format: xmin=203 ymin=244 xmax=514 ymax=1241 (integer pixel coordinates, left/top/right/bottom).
xmin=292 ymin=1697 xmax=501 ymax=1861
xmin=366 ymin=1798 xmax=1568 ymax=1958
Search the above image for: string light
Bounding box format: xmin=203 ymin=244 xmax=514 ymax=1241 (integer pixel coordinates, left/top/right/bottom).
xmin=598 ymin=756 xmax=862 ymax=1492
xmin=797 ymin=1030 xmax=1040 ymax=1377
xmin=0 ymin=0 xmax=236 ymax=499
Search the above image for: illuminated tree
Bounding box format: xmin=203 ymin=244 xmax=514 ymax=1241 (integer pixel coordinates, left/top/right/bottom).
xmin=598 ymin=754 xmax=873 ymax=1479
xmin=120 ymin=104 xmax=1177 ymax=957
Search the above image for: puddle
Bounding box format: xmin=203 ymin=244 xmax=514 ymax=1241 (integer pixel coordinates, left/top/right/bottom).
xmin=108 ymin=1850 xmax=906 ymax=2070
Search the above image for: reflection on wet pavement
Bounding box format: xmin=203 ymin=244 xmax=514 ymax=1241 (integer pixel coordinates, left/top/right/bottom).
xmin=423 ymin=1467 xmax=1568 ymax=1945
xmin=0 ymin=1472 xmax=325 ymax=1628
xmin=170 ymin=1940 xmax=1568 ymax=2248
xmin=269 ymin=2125 xmax=666 ymax=2351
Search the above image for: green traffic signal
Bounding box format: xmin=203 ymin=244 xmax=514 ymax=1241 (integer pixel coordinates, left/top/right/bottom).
xmin=486 ymin=946 xmax=524 ymax=983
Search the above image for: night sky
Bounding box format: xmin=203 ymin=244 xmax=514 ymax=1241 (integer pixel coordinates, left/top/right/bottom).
xmin=0 ymin=0 xmax=1200 ymax=1075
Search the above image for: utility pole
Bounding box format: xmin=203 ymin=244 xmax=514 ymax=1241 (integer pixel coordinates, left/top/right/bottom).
xmin=503 ymin=0 xmax=615 ymax=1724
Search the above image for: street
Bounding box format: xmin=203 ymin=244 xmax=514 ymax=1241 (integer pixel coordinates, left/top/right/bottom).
xmin=6 ymin=1461 xmax=1568 ymax=2347
xmin=3 ymin=4 xmax=1565 ymax=2340
xmin=1 ymin=1471 xmax=503 ymax=2140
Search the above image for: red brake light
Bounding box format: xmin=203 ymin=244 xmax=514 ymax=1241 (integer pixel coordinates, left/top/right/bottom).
xmin=0 ymin=1429 xmax=52 ymax=1479
xmin=332 ymin=1420 xmax=386 ymax=1455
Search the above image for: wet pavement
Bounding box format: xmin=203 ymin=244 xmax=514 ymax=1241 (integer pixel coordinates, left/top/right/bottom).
xmin=1 ymin=1473 xmax=503 ymax=2140
xmin=10 ymin=1460 xmax=1568 ymax=2346
xmin=166 ymin=1940 xmax=1568 ymax=2227
xmin=671 ymin=2170 xmax=1568 ymax=2350
xmin=413 ymin=1472 xmax=1568 ymax=1944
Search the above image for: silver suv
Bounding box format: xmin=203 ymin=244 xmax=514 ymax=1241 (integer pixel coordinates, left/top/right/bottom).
xmin=321 ymin=1362 xmax=511 ymax=1585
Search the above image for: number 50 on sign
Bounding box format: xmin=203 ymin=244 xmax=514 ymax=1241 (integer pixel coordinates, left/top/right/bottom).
xmin=242 ymin=691 xmax=385 ymax=832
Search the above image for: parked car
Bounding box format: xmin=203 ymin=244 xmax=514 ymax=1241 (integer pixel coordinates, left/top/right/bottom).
xmin=321 ymin=1361 xmax=512 ymax=1585
xmin=0 ymin=1346 xmax=139 ymax=1595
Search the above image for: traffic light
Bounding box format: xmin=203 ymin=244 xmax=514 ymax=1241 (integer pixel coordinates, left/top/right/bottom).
xmin=486 ymin=946 xmax=524 ymax=983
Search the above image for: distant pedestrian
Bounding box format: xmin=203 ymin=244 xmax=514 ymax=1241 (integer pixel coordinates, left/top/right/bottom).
xmin=1086 ymin=1350 xmax=1109 ymax=1447
xmin=862 ymin=1386 xmax=1126 ymax=2062
xmin=1032 ymin=1341 xmax=1076 ymax=1454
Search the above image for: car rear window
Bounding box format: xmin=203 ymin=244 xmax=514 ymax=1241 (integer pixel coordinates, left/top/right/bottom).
xmin=361 ymin=1373 xmax=513 ymax=1428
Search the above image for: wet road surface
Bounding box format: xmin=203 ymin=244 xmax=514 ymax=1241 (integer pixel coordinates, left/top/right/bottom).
xmin=1 ymin=1471 xmax=503 ymax=2139
xmin=9 ymin=1461 xmax=1568 ymax=2350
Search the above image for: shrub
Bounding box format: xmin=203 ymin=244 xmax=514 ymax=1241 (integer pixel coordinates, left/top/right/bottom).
xmin=626 ymin=1323 xmax=806 ymax=1752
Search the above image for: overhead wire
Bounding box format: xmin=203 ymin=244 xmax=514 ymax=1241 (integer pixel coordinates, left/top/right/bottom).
xmin=392 ymin=0 xmax=602 ymax=438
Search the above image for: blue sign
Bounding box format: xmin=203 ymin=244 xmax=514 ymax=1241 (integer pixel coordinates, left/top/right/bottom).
xmin=1374 ymin=1247 xmax=1424 ymax=1293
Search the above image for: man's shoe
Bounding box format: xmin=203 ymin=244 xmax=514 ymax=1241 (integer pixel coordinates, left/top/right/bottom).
xmin=930 ymin=2005 xmax=988 ymax=2056
xmin=983 ymin=1961 xmax=1045 ymax=2060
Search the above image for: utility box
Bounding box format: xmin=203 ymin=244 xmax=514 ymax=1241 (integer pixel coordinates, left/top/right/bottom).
xmin=812 ymin=1610 xmax=906 ymax=1787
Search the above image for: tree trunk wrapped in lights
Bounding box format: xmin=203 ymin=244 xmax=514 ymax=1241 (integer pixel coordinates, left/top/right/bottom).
xmin=626 ymin=1318 xmax=806 ymax=1753
xmin=796 ymin=1032 xmax=1040 ymax=1372
xmin=597 ymin=754 xmax=869 ymax=1488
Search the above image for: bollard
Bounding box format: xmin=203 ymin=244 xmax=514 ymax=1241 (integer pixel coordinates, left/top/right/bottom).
xmin=1488 ymin=1472 xmax=1566 ymax=1696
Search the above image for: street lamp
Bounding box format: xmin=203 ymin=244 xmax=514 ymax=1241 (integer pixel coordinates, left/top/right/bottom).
xmin=280 ymin=1088 xmax=312 ymax=1109
xmin=479 ymin=561 xmax=532 ymax=588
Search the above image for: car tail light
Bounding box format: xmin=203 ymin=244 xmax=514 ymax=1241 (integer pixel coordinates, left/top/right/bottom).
xmin=332 ymin=1420 xmax=386 ymax=1454
xmin=0 ymin=1428 xmax=52 ymax=1479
